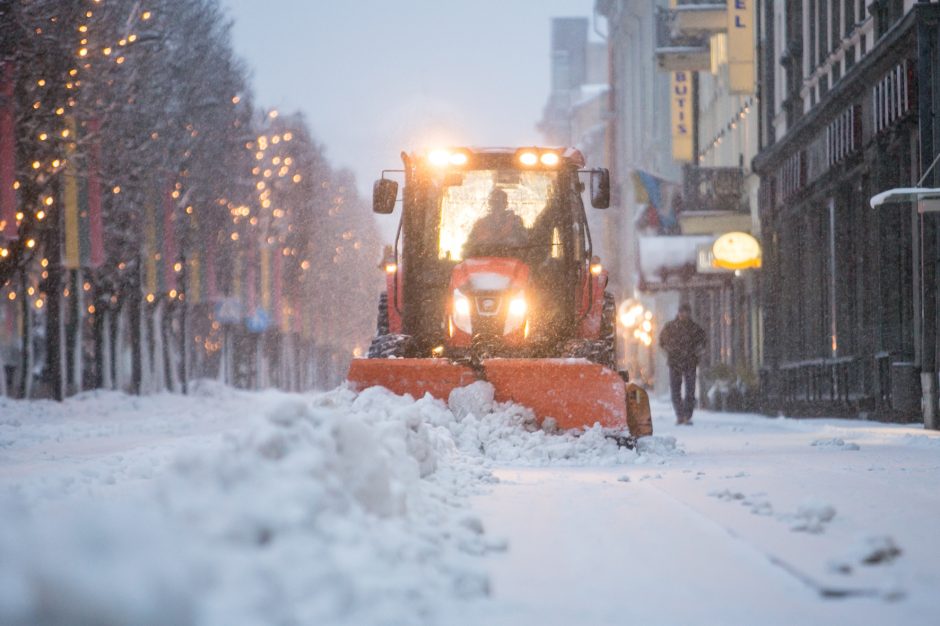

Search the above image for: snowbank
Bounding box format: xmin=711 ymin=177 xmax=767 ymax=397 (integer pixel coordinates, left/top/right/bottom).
xmin=0 ymin=380 xmax=657 ymax=626
xmin=0 ymin=384 xmax=491 ymax=626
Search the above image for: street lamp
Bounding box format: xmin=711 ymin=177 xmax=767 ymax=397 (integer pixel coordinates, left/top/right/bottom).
xmin=869 ymin=187 xmax=940 ymax=212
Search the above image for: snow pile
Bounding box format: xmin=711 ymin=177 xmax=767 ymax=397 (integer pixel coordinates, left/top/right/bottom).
xmin=811 ymin=437 xmax=860 ymax=451
xmin=708 ymin=489 xmax=775 ymax=516
xmin=0 ymin=385 xmax=493 ymax=626
xmin=830 ymin=535 xmax=903 ymax=575
xmin=440 ymin=381 xmax=676 ymax=466
xmin=900 ymin=433 xmax=940 ymax=449
xmin=789 ymin=499 xmax=838 ymax=534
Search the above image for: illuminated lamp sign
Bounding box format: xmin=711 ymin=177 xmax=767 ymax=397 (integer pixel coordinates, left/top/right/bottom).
xmin=711 ymin=231 xmax=761 ymax=270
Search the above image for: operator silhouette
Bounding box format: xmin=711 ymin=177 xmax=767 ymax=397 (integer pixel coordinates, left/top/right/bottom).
xmin=466 ymin=188 xmax=527 ymax=256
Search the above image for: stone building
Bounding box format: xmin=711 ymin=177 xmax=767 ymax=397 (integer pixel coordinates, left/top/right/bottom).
xmin=754 ymin=0 xmax=940 ymax=427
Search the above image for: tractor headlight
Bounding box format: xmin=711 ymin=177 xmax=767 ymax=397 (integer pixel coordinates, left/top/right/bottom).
xmin=452 ymin=289 xmax=472 ymax=334
xmin=504 ymin=292 xmax=527 ymax=334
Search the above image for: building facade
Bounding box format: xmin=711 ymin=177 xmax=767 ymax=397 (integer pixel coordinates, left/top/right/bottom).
xmin=754 ymin=0 xmax=940 ymax=427
xmin=594 ymin=0 xmax=764 ymax=401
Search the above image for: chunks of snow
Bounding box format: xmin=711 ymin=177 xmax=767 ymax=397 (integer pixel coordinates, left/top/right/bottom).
xmin=790 ymin=499 xmax=838 ymax=534
xmin=811 ymin=437 xmax=861 ymax=451
xmin=448 ymin=381 xmax=496 ymax=422
xmin=830 ymin=535 xmax=903 ymax=575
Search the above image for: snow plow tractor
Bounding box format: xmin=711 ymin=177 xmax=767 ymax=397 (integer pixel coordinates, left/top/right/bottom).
xmin=347 ymin=146 xmax=651 ymax=435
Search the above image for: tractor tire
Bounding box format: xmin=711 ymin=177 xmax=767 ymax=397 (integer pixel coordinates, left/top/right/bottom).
xmin=599 ymin=291 xmax=616 ymax=368
xmin=376 ymin=292 xmax=389 ymax=336
xmin=367 ymin=333 xmax=412 ymax=358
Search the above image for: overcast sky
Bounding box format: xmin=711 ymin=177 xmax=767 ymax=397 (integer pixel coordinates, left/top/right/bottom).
xmin=220 ymin=0 xmax=599 ymax=200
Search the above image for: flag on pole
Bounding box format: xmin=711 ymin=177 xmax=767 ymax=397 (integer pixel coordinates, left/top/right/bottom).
xmin=188 ymin=251 xmax=202 ymax=305
xmin=186 ymin=208 xmax=201 ymax=304
xmin=85 ymin=118 xmax=104 ymax=267
xmin=144 ymin=188 xmax=163 ymax=299
xmin=63 ymin=117 xmax=103 ymax=269
xmin=163 ymin=183 xmax=177 ymax=294
xmin=245 ymin=248 xmax=257 ymax=313
xmin=63 ymin=118 xmax=82 ymax=269
xmin=260 ymin=244 xmax=271 ymax=313
xmin=205 ymin=234 xmax=218 ymax=301
xmin=273 ymin=250 xmax=284 ymax=330
xmin=232 ymin=248 xmax=242 ymax=301
xmin=0 ymin=60 xmax=16 ymax=241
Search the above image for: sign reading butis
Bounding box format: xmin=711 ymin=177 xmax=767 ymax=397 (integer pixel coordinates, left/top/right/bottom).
xmin=712 ymin=231 xmax=761 ymax=270
xmin=671 ymin=71 xmax=694 ymax=162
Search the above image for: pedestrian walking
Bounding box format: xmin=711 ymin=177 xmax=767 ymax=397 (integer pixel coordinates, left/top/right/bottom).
xmin=659 ymin=303 xmax=706 ymax=425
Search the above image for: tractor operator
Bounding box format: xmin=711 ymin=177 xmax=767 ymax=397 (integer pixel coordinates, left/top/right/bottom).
xmin=465 ymin=188 xmax=527 ymax=256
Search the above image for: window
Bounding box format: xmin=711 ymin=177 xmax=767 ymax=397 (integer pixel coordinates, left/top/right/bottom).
xmin=437 ymin=170 xmax=557 ymax=261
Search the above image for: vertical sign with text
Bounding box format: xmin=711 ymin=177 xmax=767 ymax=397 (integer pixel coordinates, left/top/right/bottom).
xmin=727 ymin=0 xmax=755 ymax=94
xmin=671 ymin=71 xmax=694 ymax=162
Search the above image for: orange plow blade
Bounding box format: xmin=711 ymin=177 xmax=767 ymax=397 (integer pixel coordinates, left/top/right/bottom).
xmin=483 ymin=359 xmax=627 ymax=429
xmin=346 ymin=358 xmax=477 ymax=401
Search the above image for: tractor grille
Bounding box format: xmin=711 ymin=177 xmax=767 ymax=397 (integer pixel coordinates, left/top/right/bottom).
xmin=475 ymin=294 xmax=502 ymax=316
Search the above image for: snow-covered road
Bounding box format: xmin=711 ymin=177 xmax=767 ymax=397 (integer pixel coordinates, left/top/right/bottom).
xmin=1 ymin=384 xmax=938 ymax=625
xmin=460 ymin=405 xmax=940 ymax=625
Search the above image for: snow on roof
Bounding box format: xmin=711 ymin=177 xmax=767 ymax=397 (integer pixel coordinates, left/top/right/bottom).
xmin=638 ymin=235 xmax=714 ymax=277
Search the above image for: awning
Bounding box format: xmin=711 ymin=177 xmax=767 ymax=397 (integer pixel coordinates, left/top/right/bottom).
xmin=638 ymin=235 xmax=715 ymax=291
xmin=870 ymin=187 xmax=940 ymax=212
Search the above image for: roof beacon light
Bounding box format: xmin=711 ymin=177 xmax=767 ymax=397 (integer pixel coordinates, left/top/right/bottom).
xmin=518 ymin=151 xmax=538 ymax=166
xmin=428 ymin=149 xmax=450 ymax=167
xmin=449 ymin=151 xmax=468 ymax=166
xmin=540 ymin=152 xmax=560 ymax=167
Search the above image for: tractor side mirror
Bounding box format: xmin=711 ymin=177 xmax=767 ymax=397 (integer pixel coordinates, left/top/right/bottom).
xmin=373 ymin=178 xmax=398 ymax=214
xmin=590 ymin=168 xmax=610 ymax=209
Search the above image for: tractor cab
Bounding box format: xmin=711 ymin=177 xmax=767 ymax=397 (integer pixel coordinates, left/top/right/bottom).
xmin=372 ymin=146 xmax=610 ymax=362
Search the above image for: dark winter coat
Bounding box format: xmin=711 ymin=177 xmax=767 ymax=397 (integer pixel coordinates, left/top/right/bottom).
xmin=659 ymin=317 xmax=707 ymax=369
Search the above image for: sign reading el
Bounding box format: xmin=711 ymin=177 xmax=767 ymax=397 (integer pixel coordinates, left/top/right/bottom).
xmin=727 ymin=0 xmax=755 ymax=94
xmin=671 ymin=71 xmax=694 ymax=162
